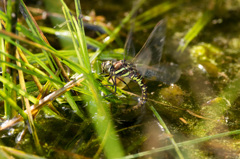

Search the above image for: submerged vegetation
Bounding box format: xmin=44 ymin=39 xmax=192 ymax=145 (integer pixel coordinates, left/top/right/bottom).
xmin=0 ymin=0 xmax=240 ymax=158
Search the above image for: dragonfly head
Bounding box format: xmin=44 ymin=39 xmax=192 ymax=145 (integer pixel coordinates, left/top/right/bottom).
xmin=101 ymin=61 xmax=113 ymax=74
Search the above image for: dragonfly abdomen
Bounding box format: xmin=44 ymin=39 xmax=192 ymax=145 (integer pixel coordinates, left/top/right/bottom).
xmin=112 ymin=60 xmax=147 ymax=111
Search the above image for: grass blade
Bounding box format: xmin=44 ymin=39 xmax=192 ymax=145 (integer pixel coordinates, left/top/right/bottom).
xmin=150 ymin=106 xmax=184 ymax=159
xmin=0 ymin=90 xmax=27 ymax=119
xmin=121 ymin=129 xmax=240 ymax=159
xmin=0 ymin=146 xmax=45 ymax=159
xmin=178 ymin=11 xmax=213 ymax=52
xmin=135 ymin=1 xmax=180 ymax=25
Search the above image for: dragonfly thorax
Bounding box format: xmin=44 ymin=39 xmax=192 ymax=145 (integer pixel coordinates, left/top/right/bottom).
xmin=101 ymin=60 xmax=147 ymax=112
xmin=101 ymin=60 xmax=129 ymax=75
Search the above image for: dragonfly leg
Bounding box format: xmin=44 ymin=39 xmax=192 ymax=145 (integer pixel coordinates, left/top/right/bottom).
xmin=103 ymin=76 xmax=117 ymax=97
xmin=116 ymin=77 xmax=132 ymax=92
xmin=112 ymin=76 xmax=117 ymax=94
xmin=102 ymin=76 xmax=115 ymax=87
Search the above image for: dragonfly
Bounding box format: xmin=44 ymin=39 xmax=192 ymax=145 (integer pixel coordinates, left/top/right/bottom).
xmin=101 ymin=20 xmax=181 ymax=111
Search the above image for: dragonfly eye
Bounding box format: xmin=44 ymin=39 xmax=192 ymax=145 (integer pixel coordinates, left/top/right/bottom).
xmin=101 ymin=61 xmax=112 ymax=73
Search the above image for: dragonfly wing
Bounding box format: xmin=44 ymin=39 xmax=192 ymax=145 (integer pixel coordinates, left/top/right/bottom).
xmin=155 ymin=63 xmax=181 ymax=84
xmin=124 ymin=28 xmax=136 ymax=61
xmin=132 ymin=20 xmax=166 ymax=76
xmin=138 ymin=63 xmax=181 ymax=84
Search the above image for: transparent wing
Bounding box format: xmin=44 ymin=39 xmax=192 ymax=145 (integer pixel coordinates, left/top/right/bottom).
xmin=132 ymin=20 xmax=166 ymax=76
xmin=139 ymin=63 xmax=181 ymax=84
xmin=124 ymin=28 xmax=136 ymax=62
